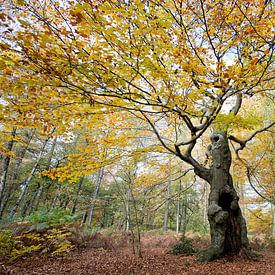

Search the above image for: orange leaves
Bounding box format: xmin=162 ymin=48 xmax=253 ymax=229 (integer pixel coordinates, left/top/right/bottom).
xmin=0 ymin=0 xmax=273 ymax=184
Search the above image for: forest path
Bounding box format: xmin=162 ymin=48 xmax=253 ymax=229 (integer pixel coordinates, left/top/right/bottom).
xmin=4 ymin=248 xmax=275 ymax=275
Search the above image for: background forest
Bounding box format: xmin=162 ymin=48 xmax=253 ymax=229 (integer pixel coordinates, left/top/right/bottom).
xmin=0 ymin=100 xmax=274 ymax=258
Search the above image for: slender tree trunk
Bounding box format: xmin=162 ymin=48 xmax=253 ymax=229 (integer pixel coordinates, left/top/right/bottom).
xmin=180 ymin=200 xmax=187 ymax=235
xmin=197 ymin=132 xmax=253 ymax=262
xmin=127 ymin=181 xmax=142 ymax=257
xmin=203 ymin=182 xmax=209 ymax=226
xmin=163 ymin=161 xmax=171 ymax=231
xmin=21 ymin=199 xmax=31 ymax=219
xmin=0 ymin=130 xmax=35 ymax=218
xmin=31 ymin=184 xmax=43 ymax=213
xmin=8 ymin=136 xmax=50 ymax=221
xmin=62 ymin=196 xmax=70 ymax=209
xmin=176 ymin=180 xmax=182 ymax=234
xmin=71 ymin=177 xmax=84 ymax=214
xmin=176 ymin=197 xmax=180 ymax=234
xmin=239 ymin=181 xmax=247 ymax=219
xmin=82 ymin=210 xmax=88 ymax=225
xmin=100 ymin=199 xmax=108 ymax=228
xmin=33 ymin=136 xmax=57 ymax=212
xmin=87 ymin=167 xmax=104 ymax=227
xmin=50 ymin=191 xmax=59 ymax=210
xmin=125 ymin=187 xmax=131 ymax=232
xmin=0 ymin=127 xmax=16 ymax=212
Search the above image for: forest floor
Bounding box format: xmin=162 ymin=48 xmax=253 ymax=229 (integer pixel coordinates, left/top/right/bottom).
xmin=2 ymin=232 xmax=275 ymax=275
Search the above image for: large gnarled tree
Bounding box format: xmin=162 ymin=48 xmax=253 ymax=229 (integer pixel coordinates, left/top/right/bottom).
xmin=0 ymin=0 xmax=274 ymax=261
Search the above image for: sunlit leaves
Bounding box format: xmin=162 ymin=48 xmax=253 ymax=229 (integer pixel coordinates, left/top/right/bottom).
xmin=0 ymin=0 xmax=274 ymax=186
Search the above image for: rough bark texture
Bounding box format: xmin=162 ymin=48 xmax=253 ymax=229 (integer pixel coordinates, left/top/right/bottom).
xmin=197 ymin=131 xmax=254 ymax=262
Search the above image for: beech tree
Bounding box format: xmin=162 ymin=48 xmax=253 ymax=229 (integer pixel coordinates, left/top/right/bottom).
xmin=0 ymin=0 xmax=274 ymax=261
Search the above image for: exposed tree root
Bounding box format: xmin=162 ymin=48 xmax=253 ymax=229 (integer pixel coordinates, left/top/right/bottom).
xmin=238 ymin=247 xmax=261 ymax=261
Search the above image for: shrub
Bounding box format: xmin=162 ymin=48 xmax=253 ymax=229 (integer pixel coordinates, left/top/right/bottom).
xmin=265 ymin=235 xmax=275 ymax=252
xmin=168 ymin=236 xmax=196 ymax=256
xmin=69 ymin=224 xmax=101 ymax=249
xmin=0 ymin=226 xmax=74 ymax=260
xmin=11 ymin=227 xmax=74 ymax=259
xmin=27 ymin=208 xmax=76 ymax=226
xmin=0 ymin=230 xmax=14 ymax=258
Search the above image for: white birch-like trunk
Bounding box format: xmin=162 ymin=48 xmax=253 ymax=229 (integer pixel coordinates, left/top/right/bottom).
xmin=125 ymin=188 xmax=131 ymax=232
xmin=0 ymin=130 xmax=35 ymax=218
xmin=163 ymin=161 xmax=171 ymax=231
xmin=8 ymin=136 xmax=50 ymax=220
xmin=87 ymin=167 xmax=104 ymax=227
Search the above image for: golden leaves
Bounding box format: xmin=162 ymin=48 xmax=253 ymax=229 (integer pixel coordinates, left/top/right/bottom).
xmin=0 ymin=0 xmax=273 ymax=186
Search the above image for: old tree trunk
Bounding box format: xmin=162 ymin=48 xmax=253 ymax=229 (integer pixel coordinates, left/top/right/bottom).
xmin=195 ymin=131 xmax=254 ymax=262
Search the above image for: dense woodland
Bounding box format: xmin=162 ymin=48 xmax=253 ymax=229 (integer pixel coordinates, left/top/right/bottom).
xmin=0 ymin=125 xmax=274 ymax=236
xmin=0 ymin=0 xmax=274 ymax=273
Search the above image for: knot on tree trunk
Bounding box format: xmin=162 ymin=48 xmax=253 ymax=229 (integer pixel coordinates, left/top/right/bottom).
xmin=214 ymin=210 xmax=228 ymax=224
xmin=208 ymin=203 xmax=222 ymax=216
xmin=208 ymin=203 xmax=229 ymax=224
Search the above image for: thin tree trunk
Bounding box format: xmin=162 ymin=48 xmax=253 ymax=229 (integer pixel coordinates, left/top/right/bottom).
xmin=0 ymin=127 xmax=16 ymax=212
xmin=125 ymin=187 xmax=131 ymax=232
xmin=71 ymin=177 xmax=84 ymax=214
xmin=203 ymin=182 xmax=209 ymax=226
xmin=50 ymin=190 xmax=59 ymax=210
xmin=239 ymin=181 xmax=247 ymax=219
xmin=0 ymin=130 xmax=34 ymax=218
xmin=63 ymin=196 xmax=70 ymax=209
xmin=176 ymin=198 xmax=180 ymax=234
xmin=163 ymin=161 xmax=171 ymax=231
xmin=176 ymin=180 xmax=182 ymax=234
xmin=59 ymin=193 xmax=69 ymax=208
xmin=8 ymin=135 xmax=50 ymax=221
xmin=100 ymin=199 xmax=108 ymax=228
xmin=82 ymin=209 xmax=88 ymax=225
xmin=181 ymin=201 xmax=187 ymax=235
xmin=87 ymin=167 xmax=104 ymax=227
xmin=32 ymin=184 xmax=43 ymax=213
xmin=127 ymin=180 xmax=142 ymax=257
xmin=21 ymin=199 xmax=31 ymax=219
xmin=32 ymin=136 xmax=57 ymax=212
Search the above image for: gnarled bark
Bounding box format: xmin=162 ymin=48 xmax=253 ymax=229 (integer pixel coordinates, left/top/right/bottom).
xmin=196 ymin=132 xmax=255 ymax=262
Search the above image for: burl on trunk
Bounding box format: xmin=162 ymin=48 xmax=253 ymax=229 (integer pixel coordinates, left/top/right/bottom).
xmin=197 ymin=131 xmax=254 ymax=262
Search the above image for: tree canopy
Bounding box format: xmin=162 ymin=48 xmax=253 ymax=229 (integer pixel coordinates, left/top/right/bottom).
xmin=1 ymin=1 xmax=274 ymax=159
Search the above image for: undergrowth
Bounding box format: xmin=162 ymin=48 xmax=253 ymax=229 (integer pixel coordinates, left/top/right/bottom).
xmin=168 ymin=236 xmax=196 ymax=256
xmin=27 ymin=208 xmax=77 ymax=226
xmin=0 ymin=226 xmax=74 ymax=260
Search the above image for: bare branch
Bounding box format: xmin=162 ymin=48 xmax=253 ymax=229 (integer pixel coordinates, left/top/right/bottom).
xmin=246 ymin=166 xmax=275 ymax=204
xmin=174 ymin=142 xmax=211 ymax=183
xmin=229 ymin=121 xmax=275 ymax=153
xmin=230 ymin=93 xmax=243 ymax=115
xmin=140 ymin=112 xmax=176 ymax=155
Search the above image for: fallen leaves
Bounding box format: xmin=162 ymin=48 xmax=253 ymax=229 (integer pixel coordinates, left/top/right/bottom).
xmin=4 ymin=242 xmax=275 ymax=275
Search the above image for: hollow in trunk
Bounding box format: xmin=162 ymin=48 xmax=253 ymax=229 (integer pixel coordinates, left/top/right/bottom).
xmin=197 ymin=132 xmax=255 ymax=262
